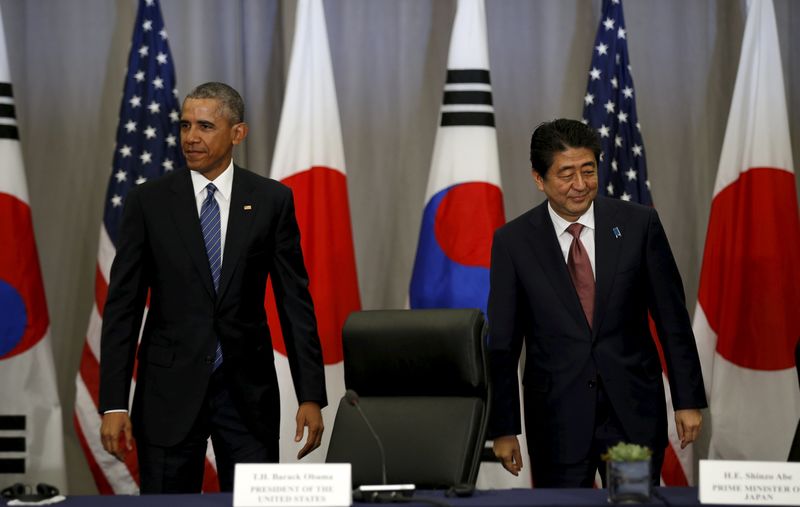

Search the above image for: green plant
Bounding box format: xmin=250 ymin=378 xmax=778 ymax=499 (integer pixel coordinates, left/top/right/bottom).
xmin=601 ymin=442 xmax=652 ymax=462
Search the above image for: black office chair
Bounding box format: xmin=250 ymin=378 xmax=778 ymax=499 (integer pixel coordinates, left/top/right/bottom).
xmin=326 ymin=309 xmax=490 ymax=488
xmin=789 ymin=338 xmax=800 ymax=462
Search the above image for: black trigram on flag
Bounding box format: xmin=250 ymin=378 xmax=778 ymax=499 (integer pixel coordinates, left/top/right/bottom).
xmin=0 ymin=415 xmax=25 ymax=474
xmin=440 ymin=69 xmax=495 ymax=127
xmin=0 ymin=82 xmax=18 ymax=140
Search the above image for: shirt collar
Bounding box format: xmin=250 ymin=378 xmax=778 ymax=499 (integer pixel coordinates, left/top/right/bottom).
xmin=547 ymin=200 xmax=595 ymax=236
xmin=190 ymin=159 xmax=234 ymax=201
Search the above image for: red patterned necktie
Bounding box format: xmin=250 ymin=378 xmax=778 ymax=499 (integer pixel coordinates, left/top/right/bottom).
xmin=567 ymin=223 xmax=595 ymax=329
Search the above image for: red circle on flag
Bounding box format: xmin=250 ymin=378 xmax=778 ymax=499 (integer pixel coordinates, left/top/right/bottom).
xmin=265 ymin=167 xmax=360 ymax=365
xmin=697 ymin=168 xmax=800 ymax=371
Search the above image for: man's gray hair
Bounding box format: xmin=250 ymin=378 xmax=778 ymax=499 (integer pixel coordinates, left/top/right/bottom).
xmin=185 ymin=82 xmax=245 ymax=124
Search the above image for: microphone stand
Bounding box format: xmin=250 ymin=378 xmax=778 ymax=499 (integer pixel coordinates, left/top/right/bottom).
xmin=345 ymin=390 xmax=416 ymax=503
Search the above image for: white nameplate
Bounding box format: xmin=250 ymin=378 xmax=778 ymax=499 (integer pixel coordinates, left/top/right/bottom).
xmin=233 ymin=463 xmax=351 ymax=507
xmin=699 ymin=460 xmax=800 ymax=505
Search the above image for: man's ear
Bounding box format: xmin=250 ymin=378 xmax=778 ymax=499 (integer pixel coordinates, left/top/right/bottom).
xmin=533 ymin=170 xmax=545 ymax=191
xmin=232 ymin=122 xmax=249 ymax=145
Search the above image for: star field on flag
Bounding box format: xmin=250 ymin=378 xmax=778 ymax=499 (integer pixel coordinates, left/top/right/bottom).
xmin=103 ymin=1 xmax=183 ymax=245
xmin=582 ymin=0 xmax=651 ymax=205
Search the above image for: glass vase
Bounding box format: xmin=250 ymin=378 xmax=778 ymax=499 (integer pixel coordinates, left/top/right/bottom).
xmin=607 ymin=459 xmax=651 ymax=503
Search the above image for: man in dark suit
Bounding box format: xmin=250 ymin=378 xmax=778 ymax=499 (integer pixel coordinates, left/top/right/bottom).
xmin=99 ymin=82 xmax=327 ymax=493
xmin=488 ymin=119 xmax=707 ymax=487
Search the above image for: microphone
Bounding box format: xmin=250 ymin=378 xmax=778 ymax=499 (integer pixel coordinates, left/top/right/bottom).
xmin=345 ymin=389 xmax=387 ymax=485
xmin=344 ymin=389 xmax=414 ymax=502
xmin=344 ymin=389 xmax=387 ymax=484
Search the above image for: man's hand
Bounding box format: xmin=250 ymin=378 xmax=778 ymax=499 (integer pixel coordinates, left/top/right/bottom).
xmin=100 ymin=412 xmax=134 ymax=461
xmin=493 ymin=435 xmax=523 ymax=476
xmin=675 ymin=409 xmax=702 ymax=449
xmin=295 ymin=401 xmax=324 ymax=459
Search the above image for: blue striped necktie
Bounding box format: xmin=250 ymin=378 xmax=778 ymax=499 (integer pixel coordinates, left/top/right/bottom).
xmin=200 ymin=183 xmax=223 ymax=370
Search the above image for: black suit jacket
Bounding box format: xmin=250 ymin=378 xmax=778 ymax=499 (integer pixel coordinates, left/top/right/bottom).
xmin=487 ymin=196 xmax=706 ymax=463
xmin=99 ymin=166 xmax=327 ymax=447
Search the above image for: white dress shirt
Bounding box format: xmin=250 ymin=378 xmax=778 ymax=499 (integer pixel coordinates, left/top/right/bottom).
xmin=547 ymin=200 xmax=596 ymax=278
xmin=190 ymin=160 xmax=234 ymax=263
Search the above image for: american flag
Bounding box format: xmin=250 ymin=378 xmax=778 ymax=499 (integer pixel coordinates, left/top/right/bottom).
xmin=72 ymin=0 xmax=217 ymax=494
xmin=102 ymin=0 xmax=183 ymax=242
xmin=582 ymin=0 xmax=651 ymax=205
xmin=581 ymin=0 xmax=690 ymax=487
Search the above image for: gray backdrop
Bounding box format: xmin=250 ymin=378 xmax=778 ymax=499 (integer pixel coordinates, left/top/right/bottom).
xmin=1 ymin=0 xmax=798 ymax=494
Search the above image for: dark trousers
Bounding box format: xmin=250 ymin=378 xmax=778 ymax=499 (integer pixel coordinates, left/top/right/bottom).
xmin=137 ymin=369 xmax=278 ymax=493
xmin=529 ymin=381 xmax=664 ymax=488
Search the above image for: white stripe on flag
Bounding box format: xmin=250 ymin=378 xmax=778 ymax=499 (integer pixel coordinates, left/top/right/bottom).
xmin=97 ymin=226 xmax=115 ymax=283
xmin=444 ymin=83 xmax=492 ymax=92
xmin=440 ymin=104 xmax=495 ymax=113
xmin=86 ymin=304 xmax=103 ymax=360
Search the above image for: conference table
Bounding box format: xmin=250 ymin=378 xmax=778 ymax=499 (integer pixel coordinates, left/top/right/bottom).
xmin=3 ymin=487 xmax=730 ymax=507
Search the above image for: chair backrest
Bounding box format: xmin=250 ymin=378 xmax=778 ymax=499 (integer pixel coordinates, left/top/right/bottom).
xmin=326 ymin=309 xmax=489 ymax=488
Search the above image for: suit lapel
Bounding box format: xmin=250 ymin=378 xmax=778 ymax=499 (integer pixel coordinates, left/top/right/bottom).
xmin=592 ymin=197 xmax=624 ymax=336
xmin=217 ymin=166 xmax=256 ymax=302
xmin=169 ymin=169 xmax=216 ymax=300
xmin=526 ymin=203 xmax=588 ymax=330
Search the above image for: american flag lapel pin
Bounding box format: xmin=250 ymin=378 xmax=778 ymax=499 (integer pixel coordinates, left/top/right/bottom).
xmin=243 ymin=204 xmax=252 ymax=211
xmin=612 ymin=226 xmax=622 ymax=239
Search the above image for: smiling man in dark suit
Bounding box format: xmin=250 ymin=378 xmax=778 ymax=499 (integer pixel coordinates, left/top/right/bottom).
xmin=99 ymin=82 xmax=327 ymax=493
xmin=488 ymin=119 xmax=707 ymax=487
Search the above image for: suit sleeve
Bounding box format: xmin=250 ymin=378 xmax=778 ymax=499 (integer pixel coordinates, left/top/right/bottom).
xmin=269 ymin=188 xmax=327 ymax=408
xmin=644 ymin=208 xmax=707 ymax=410
xmin=487 ymin=229 xmax=525 ymax=438
xmin=99 ymin=188 xmax=150 ymax=413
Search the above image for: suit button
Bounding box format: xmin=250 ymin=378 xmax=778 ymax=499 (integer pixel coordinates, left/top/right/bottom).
xmin=204 ymin=355 xmax=213 ymax=364
xmin=588 ymin=380 xmax=596 ymax=388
